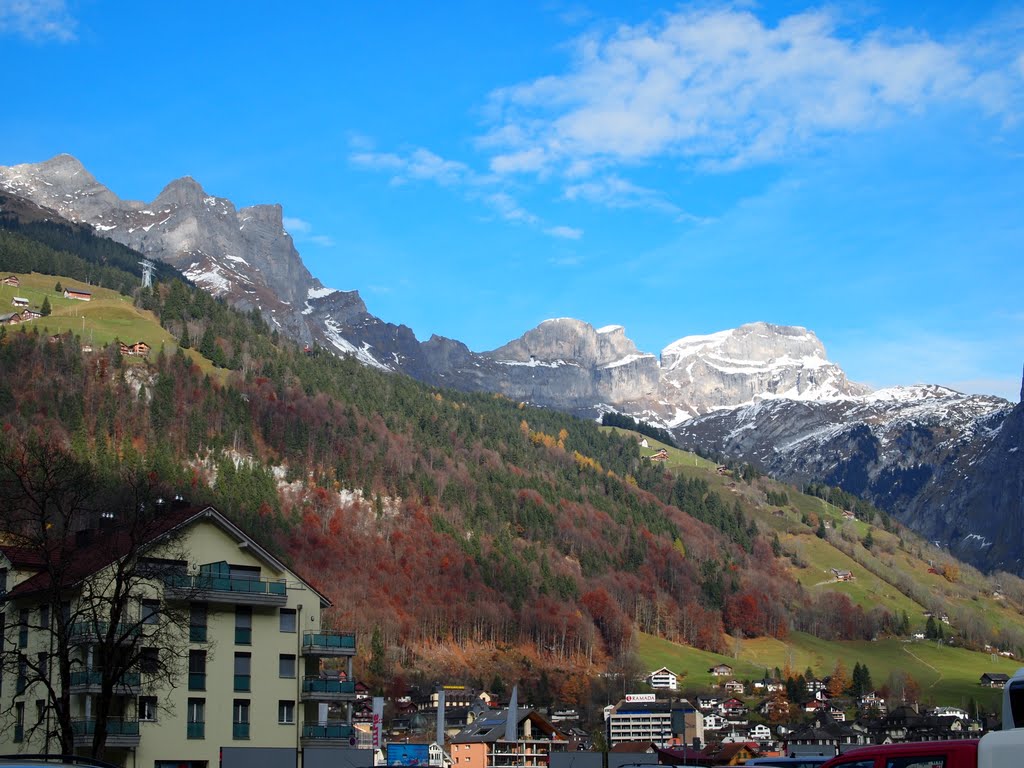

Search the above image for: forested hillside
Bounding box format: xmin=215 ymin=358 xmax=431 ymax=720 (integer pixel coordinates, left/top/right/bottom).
xmin=1 ymin=202 xmax=1022 ymax=703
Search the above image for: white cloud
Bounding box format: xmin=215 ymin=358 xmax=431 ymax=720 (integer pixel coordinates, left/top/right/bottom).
xmin=0 ymin=0 xmax=76 ymax=42
xmin=283 ymin=216 xmax=312 ymax=234
xmin=485 ymin=192 xmax=538 ymax=225
xmin=483 ymin=7 xmax=1022 ymax=175
xmin=283 ymin=216 xmax=333 ymax=248
xmin=350 ymin=148 xmax=470 ymax=186
xmin=564 ymin=175 xmax=683 ymax=215
xmin=545 ymin=225 xmax=583 ymax=240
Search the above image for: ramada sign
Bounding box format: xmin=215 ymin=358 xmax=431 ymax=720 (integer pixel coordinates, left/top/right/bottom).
xmin=625 ymin=693 xmax=656 ymax=703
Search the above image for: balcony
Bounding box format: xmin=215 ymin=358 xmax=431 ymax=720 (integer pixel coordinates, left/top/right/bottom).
xmin=164 ymin=574 xmax=287 ymax=606
xmin=188 ymin=672 xmax=206 ymax=691
xmin=72 ymin=717 xmax=141 ymax=748
xmin=187 ymin=722 xmax=205 ymax=739
xmin=69 ymin=621 xmax=142 ymax=645
xmin=302 ymin=631 xmax=356 ymax=656
xmin=69 ymin=669 xmax=140 ymax=695
xmin=234 ymin=674 xmax=251 ymax=692
xmin=300 ymin=677 xmax=355 ymax=702
xmin=301 ymin=722 xmax=354 ymax=746
xmin=190 ymin=625 xmax=207 ymax=643
xmin=233 ymin=722 xmax=251 ymax=740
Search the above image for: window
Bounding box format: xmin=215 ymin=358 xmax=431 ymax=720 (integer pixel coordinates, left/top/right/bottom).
xmin=280 ymin=608 xmax=296 ymax=633
xmin=142 ymin=599 xmax=160 ymax=625
xmin=37 ymin=651 xmax=47 ymax=676
xmin=278 ymin=700 xmax=295 ymax=724
xmin=14 ymin=702 xmax=24 ymax=742
xmin=39 ymin=605 xmax=50 ymax=630
xmin=35 ymin=699 xmax=45 ymax=723
xmin=234 ymin=652 xmax=251 ymax=691
xmin=887 ymin=759 xmax=947 ymax=768
xmin=141 ymin=647 xmax=159 ymax=674
xmin=139 ymin=696 xmax=158 ymax=722
xmin=279 ymin=654 xmax=296 ymax=678
xmin=233 ymin=699 xmax=250 ymax=740
xmin=189 ymin=603 xmax=207 ymax=643
xmin=16 ymin=654 xmax=27 ymax=694
xmin=187 ymin=698 xmax=205 ymax=739
xmin=188 ymin=649 xmax=206 ymax=690
xmin=235 ymin=606 xmax=252 ymax=645
xmin=19 ymin=608 xmax=29 ymax=647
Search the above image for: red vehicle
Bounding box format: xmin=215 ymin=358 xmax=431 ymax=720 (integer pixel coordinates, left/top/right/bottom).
xmin=819 ymin=740 xmax=978 ymax=768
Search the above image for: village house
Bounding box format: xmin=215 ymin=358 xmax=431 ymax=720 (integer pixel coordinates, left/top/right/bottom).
xmin=0 ymin=311 xmax=23 ymax=325
xmin=830 ymin=568 xmax=854 ymax=582
xmin=2 ymin=275 xmax=20 ymax=287
xmin=709 ymin=663 xmax=734 ymax=677
xmin=11 ymin=296 xmax=29 ymax=308
xmin=19 ymin=308 xmax=41 ymax=320
xmin=647 ymin=666 xmax=679 ymax=691
xmin=119 ymin=340 xmax=152 ymax=357
xmin=722 ymin=679 xmax=745 ymax=696
xmin=63 ymin=287 xmax=92 ymax=301
xmin=981 ymin=672 xmax=1010 ymax=688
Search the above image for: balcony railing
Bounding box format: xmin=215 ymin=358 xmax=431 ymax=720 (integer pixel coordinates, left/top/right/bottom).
xmin=235 ymin=627 xmax=252 ymax=645
xmin=190 ymin=625 xmax=207 ymax=642
xmin=302 ymin=631 xmax=356 ymax=655
xmin=234 ymin=674 xmax=251 ymax=692
xmin=188 ymin=672 xmax=206 ymax=691
xmin=165 ymin=574 xmax=287 ymax=605
xmin=69 ymin=621 xmax=142 ymax=643
xmin=69 ymin=670 xmax=141 ymax=690
xmin=71 ymin=717 xmax=141 ymax=746
xmin=187 ymin=722 xmax=205 ymax=739
xmin=302 ymin=678 xmax=355 ymax=695
xmin=301 ymin=723 xmax=354 ymax=740
xmin=233 ymin=722 xmax=251 ymax=740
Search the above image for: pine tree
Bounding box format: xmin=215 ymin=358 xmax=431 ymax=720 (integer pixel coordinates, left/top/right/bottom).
xmin=54 ymin=281 xmax=63 ymax=293
xmin=40 ymin=296 xmax=51 ymax=316
xmin=180 ymin=324 xmax=191 ymax=349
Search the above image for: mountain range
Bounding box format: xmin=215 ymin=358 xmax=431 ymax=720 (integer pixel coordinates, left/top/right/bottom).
xmin=1 ymin=154 xmax=1020 ymax=575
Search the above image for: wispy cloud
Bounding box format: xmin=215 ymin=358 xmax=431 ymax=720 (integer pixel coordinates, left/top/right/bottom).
xmin=349 ymin=140 xmax=581 ymax=239
xmin=483 ymin=7 xmax=1024 ymax=175
xmin=563 ymin=174 xmax=692 ymax=218
xmin=351 ymin=148 xmax=471 ymax=187
xmin=283 ymin=216 xmax=312 ymax=234
xmin=545 ymin=224 xmax=583 ymax=240
xmin=284 ymin=216 xmax=333 ymax=248
xmin=0 ymin=0 xmax=76 ymax=42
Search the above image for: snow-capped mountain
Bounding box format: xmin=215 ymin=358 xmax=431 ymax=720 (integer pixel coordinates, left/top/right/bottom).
xmin=673 ymin=382 xmax=1020 ymax=573
xmin=3 ymin=154 xmax=1021 ymax=574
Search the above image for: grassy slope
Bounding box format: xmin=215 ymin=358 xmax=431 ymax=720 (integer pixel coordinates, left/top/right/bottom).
xmin=638 ymin=631 xmax=1021 ymax=711
xmin=614 ymin=428 xmax=1024 ymax=709
xmin=0 ymin=272 xmax=218 ymax=377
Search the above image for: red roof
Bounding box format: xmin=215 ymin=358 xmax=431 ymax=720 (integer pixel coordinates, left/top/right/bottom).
xmin=1 ymin=505 xmax=205 ymax=599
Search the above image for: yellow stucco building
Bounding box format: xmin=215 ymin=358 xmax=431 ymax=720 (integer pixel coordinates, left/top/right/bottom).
xmin=0 ymin=505 xmax=362 ymax=768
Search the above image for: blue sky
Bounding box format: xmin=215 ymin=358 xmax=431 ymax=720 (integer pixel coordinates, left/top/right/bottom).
xmin=2 ymin=1 xmax=1022 ymax=401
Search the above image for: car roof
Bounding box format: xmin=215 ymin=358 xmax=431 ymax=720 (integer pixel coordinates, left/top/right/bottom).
xmin=822 ymin=740 xmax=978 ymax=764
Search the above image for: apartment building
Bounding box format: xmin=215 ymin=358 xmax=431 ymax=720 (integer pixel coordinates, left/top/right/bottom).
xmin=604 ymin=697 xmax=703 ymax=748
xmin=451 ymin=708 xmax=568 ymax=768
xmin=0 ymin=504 xmax=360 ymax=768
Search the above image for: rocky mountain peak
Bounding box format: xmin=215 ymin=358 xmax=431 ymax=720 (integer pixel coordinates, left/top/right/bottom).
xmin=489 ymin=318 xmax=644 ymax=367
xmin=153 ymin=177 xmax=210 ymax=209
xmin=661 ymin=322 xmax=826 ymax=369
